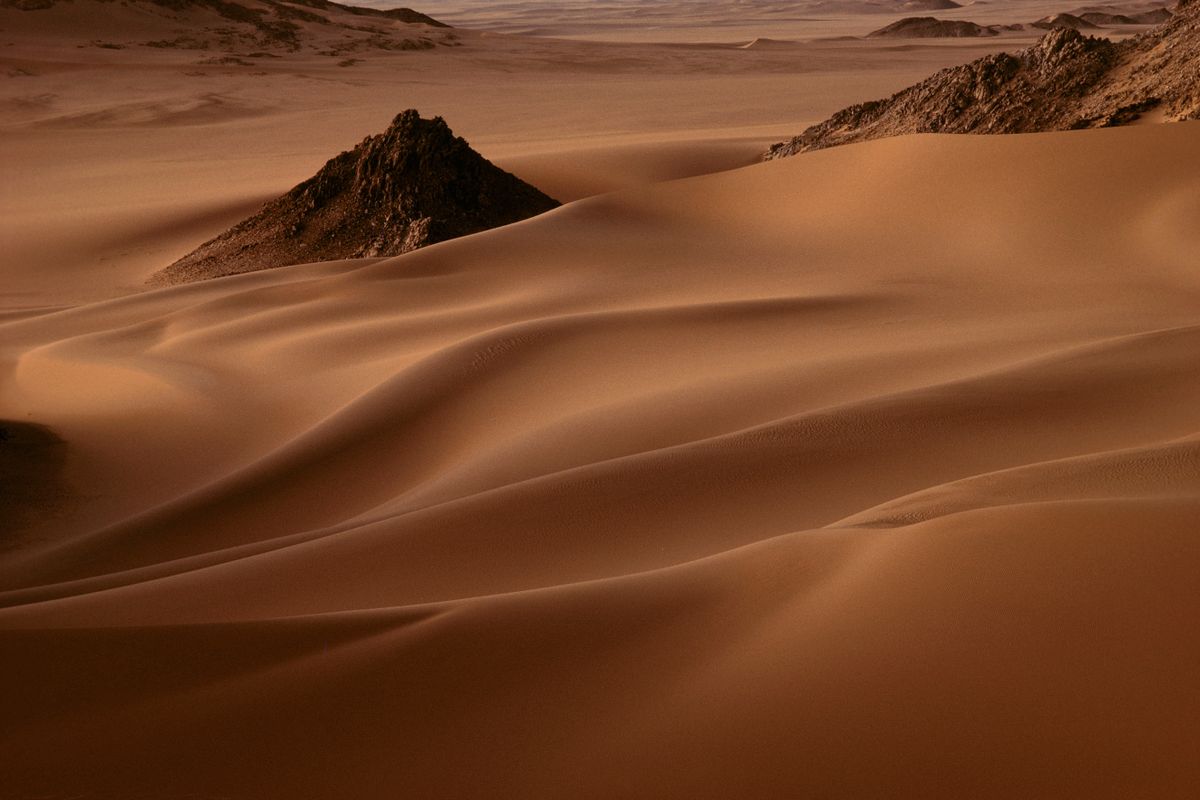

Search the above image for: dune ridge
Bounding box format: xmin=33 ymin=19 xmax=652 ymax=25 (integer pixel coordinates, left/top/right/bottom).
xmin=2 ymin=119 xmax=1200 ymax=795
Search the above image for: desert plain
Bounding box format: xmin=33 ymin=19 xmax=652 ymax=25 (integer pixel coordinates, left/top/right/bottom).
xmin=1 ymin=0 xmax=1199 ymax=797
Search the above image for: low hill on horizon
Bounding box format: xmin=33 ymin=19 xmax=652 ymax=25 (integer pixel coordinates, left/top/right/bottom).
xmin=0 ymin=0 xmax=453 ymax=55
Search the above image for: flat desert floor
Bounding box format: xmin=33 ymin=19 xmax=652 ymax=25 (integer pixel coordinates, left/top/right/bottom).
xmin=1 ymin=1 xmax=1198 ymax=797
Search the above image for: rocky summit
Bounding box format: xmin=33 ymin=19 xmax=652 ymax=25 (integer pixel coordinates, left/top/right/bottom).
xmin=153 ymin=111 xmax=561 ymax=284
xmin=766 ymin=0 xmax=1198 ymax=158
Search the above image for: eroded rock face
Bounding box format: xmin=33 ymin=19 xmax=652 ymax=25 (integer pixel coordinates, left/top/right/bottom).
xmin=767 ymin=2 xmax=1199 ymax=158
xmin=152 ymin=111 xmax=560 ymax=285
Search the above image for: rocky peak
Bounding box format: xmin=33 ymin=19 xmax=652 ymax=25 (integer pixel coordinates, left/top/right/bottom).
xmin=151 ymin=111 xmax=560 ymax=285
xmin=766 ymin=2 xmax=1197 ymax=159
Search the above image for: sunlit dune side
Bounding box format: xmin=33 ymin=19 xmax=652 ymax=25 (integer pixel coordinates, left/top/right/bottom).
xmin=1 ymin=121 xmax=1198 ymax=797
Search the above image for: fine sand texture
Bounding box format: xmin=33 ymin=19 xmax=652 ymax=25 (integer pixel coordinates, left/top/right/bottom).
xmin=3 ymin=120 xmax=1200 ymax=796
xmin=2 ymin=1 xmax=1200 ymax=797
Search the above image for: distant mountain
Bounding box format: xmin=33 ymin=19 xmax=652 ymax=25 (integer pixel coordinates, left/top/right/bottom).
xmin=767 ymin=0 xmax=1199 ymax=158
xmin=897 ymin=0 xmax=962 ymax=9
xmin=152 ymin=111 xmax=560 ymax=285
xmin=868 ymin=17 xmax=1000 ymax=37
xmin=0 ymin=0 xmax=452 ymax=54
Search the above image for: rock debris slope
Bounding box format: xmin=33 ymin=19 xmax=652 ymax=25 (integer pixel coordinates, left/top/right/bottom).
xmin=153 ymin=111 xmax=561 ymax=285
xmin=767 ymin=0 xmax=1199 ymax=157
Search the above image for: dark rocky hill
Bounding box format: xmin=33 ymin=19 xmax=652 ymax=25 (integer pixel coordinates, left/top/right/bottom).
xmin=868 ymin=16 xmax=1000 ymax=37
xmin=767 ymin=0 xmax=1199 ymax=158
xmin=152 ymin=111 xmax=560 ymax=285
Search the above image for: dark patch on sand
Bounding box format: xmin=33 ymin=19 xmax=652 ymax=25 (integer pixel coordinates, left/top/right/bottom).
xmin=0 ymin=420 xmax=71 ymax=545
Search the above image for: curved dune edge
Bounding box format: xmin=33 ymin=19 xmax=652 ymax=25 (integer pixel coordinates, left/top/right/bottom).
xmin=1 ymin=122 xmax=1199 ymax=796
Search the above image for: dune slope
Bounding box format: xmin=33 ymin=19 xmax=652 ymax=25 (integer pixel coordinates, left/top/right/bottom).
xmin=1 ymin=123 xmax=1199 ymax=796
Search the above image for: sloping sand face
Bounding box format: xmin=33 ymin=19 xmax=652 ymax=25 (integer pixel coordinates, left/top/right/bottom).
xmin=1 ymin=121 xmax=1198 ymax=796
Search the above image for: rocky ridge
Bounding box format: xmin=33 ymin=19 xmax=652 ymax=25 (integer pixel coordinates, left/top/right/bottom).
xmin=767 ymin=0 xmax=1198 ymax=158
xmin=867 ymin=17 xmax=1002 ymax=37
xmin=152 ymin=111 xmax=560 ymax=285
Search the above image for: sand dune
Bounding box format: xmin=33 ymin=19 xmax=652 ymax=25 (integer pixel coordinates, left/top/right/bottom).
xmin=2 ymin=119 xmax=1199 ymax=795
xmin=3 ymin=1 xmax=1199 ymax=795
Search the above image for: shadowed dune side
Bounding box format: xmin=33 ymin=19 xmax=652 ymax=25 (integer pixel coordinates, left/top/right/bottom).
xmin=0 ymin=421 xmax=71 ymax=545
xmin=2 ymin=500 xmax=1198 ymax=798
xmin=1 ymin=123 xmax=1200 ymax=795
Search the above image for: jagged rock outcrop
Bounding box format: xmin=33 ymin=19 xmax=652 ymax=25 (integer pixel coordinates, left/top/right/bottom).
xmin=767 ymin=1 xmax=1199 ymax=158
xmin=1071 ymin=5 xmax=1174 ymax=25
xmin=152 ymin=111 xmax=560 ymax=285
xmin=868 ymin=16 xmax=1000 ymax=37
